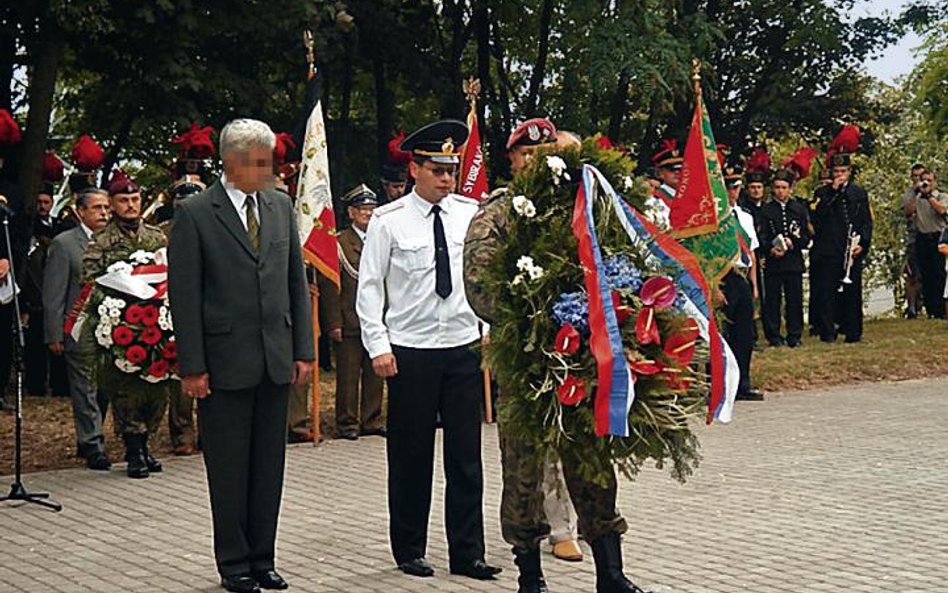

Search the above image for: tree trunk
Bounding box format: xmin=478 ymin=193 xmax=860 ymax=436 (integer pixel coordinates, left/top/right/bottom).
xmin=607 ymin=68 xmax=631 ymax=141
xmin=100 ymin=114 xmax=135 ymax=179
xmin=334 ymin=33 xmax=355 ymax=196
xmin=524 ymin=0 xmax=554 ymax=117
xmin=17 ymin=19 xmax=63 ymax=215
xmin=0 ymin=17 xmax=15 ymax=110
xmin=373 ymin=51 xmax=393 ymax=167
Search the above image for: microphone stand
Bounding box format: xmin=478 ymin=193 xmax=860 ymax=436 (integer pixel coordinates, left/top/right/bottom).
xmin=0 ymin=207 xmax=62 ymax=512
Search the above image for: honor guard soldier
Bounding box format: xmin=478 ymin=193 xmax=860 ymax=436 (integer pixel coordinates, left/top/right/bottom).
xmin=83 ymin=171 xmax=169 ymax=478
xmin=327 ymin=184 xmax=385 ymax=440
xmin=378 ymin=132 xmax=411 ymax=205
xmin=357 ymin=119 xmax=501 ymax=581
xmin=759 ymin=165 xmax=811 ymax=347
xmin=810 ymin=126 xmax=872 ymax=343
xmin=644 ymin=139 xmax=683 ymax=227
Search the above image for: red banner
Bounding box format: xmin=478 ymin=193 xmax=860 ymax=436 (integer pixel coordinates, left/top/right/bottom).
xmin=669 ymin=98 xmax=721 ymax=238
xmin=459 ymin=106 xmax=489 ymax=201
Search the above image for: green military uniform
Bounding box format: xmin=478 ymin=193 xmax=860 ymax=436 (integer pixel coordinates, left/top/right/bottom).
xmin=82 ymin=219 xmax=169 ymax=439
xmin=463 ymin=190 xmax=627 ymax=552
xmin=159 ymin=219 xmax=197 ymax=452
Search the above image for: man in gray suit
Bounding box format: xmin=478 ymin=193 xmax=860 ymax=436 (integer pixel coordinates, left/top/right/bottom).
xmin=42 ymin=188 xmax=111 ymax=470
xmin=168 ymin=118 xmax=314 ymax=593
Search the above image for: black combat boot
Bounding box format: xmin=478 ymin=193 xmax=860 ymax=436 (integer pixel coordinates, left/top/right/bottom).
xmin=124 ymin=434 xmax=150 ymax=479
xmin=142 ymin=435 xmax=162 ymax=473
xmin=513 ymin=546 xmax=548 ymax=593
xmin=590 ymin=533 xmax=649 ymax=593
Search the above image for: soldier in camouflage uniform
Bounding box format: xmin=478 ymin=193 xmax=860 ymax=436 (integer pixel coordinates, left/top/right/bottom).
xmin=83 ymin=171 xmax=169 ymax=478
xmin=464 ymin=121 xmax=643 ymax=593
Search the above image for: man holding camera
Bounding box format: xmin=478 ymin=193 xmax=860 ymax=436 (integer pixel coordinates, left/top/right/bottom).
xmin=906 ymin=169 xmax=948 ymax=319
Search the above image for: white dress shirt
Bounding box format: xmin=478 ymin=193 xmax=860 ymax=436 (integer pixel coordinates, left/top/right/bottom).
xmin=221 ymin=173 xmax=260 ymax=231
xmin=357 ymin=191 xmax=481 ymax=358
xmin=733 ymin=205 xmax=759 ymax=268
xmin=80 ymin=222 xmax=93 ymax=240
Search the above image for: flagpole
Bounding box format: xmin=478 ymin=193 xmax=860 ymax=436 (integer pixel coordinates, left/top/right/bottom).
xmin=305 ymin=29 xmax=323 ymax=444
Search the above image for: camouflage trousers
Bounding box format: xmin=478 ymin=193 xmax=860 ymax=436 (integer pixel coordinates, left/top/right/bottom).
xmin=498 ymin=410 xmax=628 ymax=551
xmin=111 ymin=390 xmax=168 ymax=437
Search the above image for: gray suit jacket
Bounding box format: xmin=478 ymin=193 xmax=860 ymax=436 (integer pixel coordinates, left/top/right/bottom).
xmin=42 ymin=225 xmax=90 ymax=347
xmin=167 ymin=181 xmax=315 ymax=391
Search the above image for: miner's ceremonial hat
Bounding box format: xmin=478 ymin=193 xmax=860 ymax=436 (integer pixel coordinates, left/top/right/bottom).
xmin=723 ymin=162 xmax=745 ymax=188
xmin=342 ymin=184 xmax=378 ymax=207
xmin=651 ymin=139 xmax=682 ymax=170
xmin=400 ymin=120 xmax=468 ymax=165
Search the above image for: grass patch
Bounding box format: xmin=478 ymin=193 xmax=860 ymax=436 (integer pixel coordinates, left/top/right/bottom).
xmin=752 ymin=317 xmax=948 ymax=392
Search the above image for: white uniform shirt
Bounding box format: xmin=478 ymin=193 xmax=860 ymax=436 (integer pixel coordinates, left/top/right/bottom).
xmin=357 ymin=191 xmax=481 ymax=358
xmin=733 ymin=205 xmax=759 ymax=268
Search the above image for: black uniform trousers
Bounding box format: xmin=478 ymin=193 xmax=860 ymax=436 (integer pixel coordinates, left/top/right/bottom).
xmin=811 ymin=255 xmax=864 ymax=342
xmin=25 ymin=310 xmax=69 ymax=396
xmin=198 ymin=376 xmax=289 ymax=578
xmin=916 ymin=232 xmax=947 ymax=319
xmin=763 ymin=269 xmax=804 ymax=344
xmin=721 ymin=270 xmax=755 ymax=394
xmin=387 ymin=342 xmax=485 ymax=568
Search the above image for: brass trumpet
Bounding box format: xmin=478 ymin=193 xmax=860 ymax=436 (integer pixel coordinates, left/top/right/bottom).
xmin=839 ymin=224 xmax=861 ymax=292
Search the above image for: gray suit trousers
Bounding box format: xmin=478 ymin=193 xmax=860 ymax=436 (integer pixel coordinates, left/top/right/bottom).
xmin=63 ymin=338 xmax=109 ymax=458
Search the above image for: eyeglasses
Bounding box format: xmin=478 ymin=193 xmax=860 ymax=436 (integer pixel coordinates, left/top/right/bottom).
xmin=423 ymin=165 xmax=457 ymax=178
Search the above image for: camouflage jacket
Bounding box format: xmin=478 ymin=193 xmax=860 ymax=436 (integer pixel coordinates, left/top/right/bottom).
xmin=463 ymin=188 xmax=512 ymax=323
xmin=83 ymin=219 xmax=168 ymax=282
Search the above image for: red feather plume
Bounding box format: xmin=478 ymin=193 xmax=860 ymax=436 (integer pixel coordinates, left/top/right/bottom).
xmin=272 ymin=132 xmax=296 ymax=165
xmin=0 ymin=109 xmax=22 ymax=145
xmin=829 ymin=125 xmax=861 ymax=155
xmin=43 ymin=151 xmax=65 ymax=182
xmin=71 ymin=135 xmax=105 ymax=171
xmin=660 ymin=138 xmax=677 ymax=152
xmin=745 ymin=146 xmax=771 ymax=174
xmin=386 ymin=130 xmax=411 ymax=166
xmin=171 ymin=122 xmax=216 ymax=159
xmin=782 ymin=146 xmax=819 ymax=180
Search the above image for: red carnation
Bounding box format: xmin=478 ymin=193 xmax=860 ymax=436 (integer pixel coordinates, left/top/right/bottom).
xmin=141 ymin=305 xmax=159 ymax=327
xmin=140 ymin=326 xmax=162 ymax=346
xmin=556 ymin=375 xmax=586 ymax=406
xmin=161 ymin=341 xmax=177 ymax=360
xmin=126 ymin=345 xmax=147 ymax=365
xmin=148 ymin=360 xmax=169 ymax=378
xmin=112 ymin=326 xmax=135 ymax=347
xmin=125 ymin=304 xmax=145 ymax=325
xmin=554 ymin=324 xmax=581 ymax=355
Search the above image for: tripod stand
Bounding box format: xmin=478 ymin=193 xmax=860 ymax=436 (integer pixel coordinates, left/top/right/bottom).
xmin=0 ymin=209 xmax=62 ymax=512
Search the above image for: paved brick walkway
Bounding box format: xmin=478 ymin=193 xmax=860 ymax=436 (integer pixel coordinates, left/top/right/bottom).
xmin=2 ymin=378 xmax=946 ymax=592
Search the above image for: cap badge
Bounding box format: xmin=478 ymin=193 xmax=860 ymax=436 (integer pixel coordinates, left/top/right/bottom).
xmin=527 ymin=125 xmax=540 ymax=141
xmin=441 ymin=137 xmax=455 ymax=153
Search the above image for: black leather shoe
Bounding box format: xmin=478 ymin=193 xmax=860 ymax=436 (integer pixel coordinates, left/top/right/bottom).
xmin=86 ymin=452 xmax=112 ymax=471
xmin=398 ymin=557 xmax=435 ymax=577
xmin=221 ymin=575 xmax=260 ymax=593
xmin=336 ymin=429 xmax=359 ymax=441
xmin=786 ymin=338 xmax=801 ymax=348
xmin=251 ymin=570 xmax=288 ymax=590
xmin=450 ymin=559 xmax=502 ymax=580
xmin=360 ymin=427 xmax=387 ymax=437
xmin=735 ymin=390 xmax=764 ymax=401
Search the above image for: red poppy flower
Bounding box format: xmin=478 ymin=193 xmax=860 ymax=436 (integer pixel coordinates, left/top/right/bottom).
xmin=611 ymin=291 xmax=632 ymax=324
xmin=140 ymin=327 xmax=162 ymax=346
xmin=126 ymin=345 xmax=147 ymax=365
xmin=148 ymin=359 xmax=169 ymax=378
xmin=125 ymin=304 xmax=145 ymax=325
xmin=162 ymin=341 xmax=177 ymax=360
xmin=635 ymin=307 xmax=661 ymax=346
xmin=141 ymin=305 xmax=159 ymax=327
xmin=554 ymin=324 xmax=581 ymax=355
xmin=640 ymin=276 xmax=676 ymax=309
xmin=112 ymin=326 xmax=135 ymax=347
xmin=556 ymin=375 xmax=586 ymax=406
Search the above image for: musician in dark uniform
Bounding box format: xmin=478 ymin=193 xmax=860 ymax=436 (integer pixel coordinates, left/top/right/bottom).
xmin=759 ymin=167 xmax=810 ymax=348
xmin=810 ymin=151 xmax=872 ymax=343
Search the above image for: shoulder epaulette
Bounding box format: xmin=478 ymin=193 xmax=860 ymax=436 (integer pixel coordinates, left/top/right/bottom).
xmin=374 ymin=200 xmax=405 ymax=217
xmin=450 ymin=194 xmax=480 ymax=207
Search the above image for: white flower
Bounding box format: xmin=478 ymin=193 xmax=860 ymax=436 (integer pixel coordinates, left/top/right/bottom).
xmin=546 ymin=155 xmax=568 ymax=185
xmin=623 ymin=176 xmax=634 ymax=191
xmin=108 ymin=308 xmax=121 ymax=319
xmin=516 ymin=255 xmax=536 ymax=272
xmin=527 ymin=265 xmax=545 ymax=280
xmin=97 ymin=304 xmax=108 ymax=317
xmin=512 ymin=195 xmax=537 ymax=218
xmin=522 ymin=202 xmax=537 ymax=218
xmin=114 ymin=359 xmax=140 ymax=374
xmin=129 ymin=250 xmax=153 ymax=265
xmin=512 ymin=274 xmax=525 ymax=286
xmin=106 ymin=261 xmax=133 ymax=275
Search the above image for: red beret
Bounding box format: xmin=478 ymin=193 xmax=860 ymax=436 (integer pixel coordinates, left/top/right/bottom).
xmin=72 ymin=135 xmax=105 ymax=171
xmin=107 ymin=169 xmax=140 ymax=196
xmin=43 ymin=151 xmax=65 ymax=182
xmin=0 ymin=109 xmax=22 ymax=145
xmin=273 ymin=132 xmax=296 ymax=165
xmin=507 ymin=118 xmax=557 ymax=150
xmin=171 ymin=122 xmax=216 ymax=159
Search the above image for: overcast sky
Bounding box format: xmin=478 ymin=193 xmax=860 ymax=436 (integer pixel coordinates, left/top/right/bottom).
xmin=856 ymin=0 xmax=924 ymax=83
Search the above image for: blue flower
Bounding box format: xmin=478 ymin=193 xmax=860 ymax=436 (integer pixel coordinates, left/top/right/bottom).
xmin=551 ymin=292 xmax=590 ymax=335
xmin=602 ymin=253 xmax=643 ymax=292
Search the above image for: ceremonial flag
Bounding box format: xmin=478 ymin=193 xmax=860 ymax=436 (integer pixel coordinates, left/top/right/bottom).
xmin=459 ymin=80 xmax=488 ymax=201
xmin=295 ymin=71 xmax=340 ymax=288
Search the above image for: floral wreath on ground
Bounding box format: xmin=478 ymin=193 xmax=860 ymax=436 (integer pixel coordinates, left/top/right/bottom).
xmin=480 ymin=139 xmax=710 ymax=486
xmin=85 ymin=249 xmax=178 ymax=396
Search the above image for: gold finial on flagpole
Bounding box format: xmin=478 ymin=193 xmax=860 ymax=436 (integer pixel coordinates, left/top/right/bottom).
xmin=692 ymin=58 xmax=702 ymax=98
xmin=304 ymin=30 xmax=315 ymax=75
xmin=463 ymin=77 xmax=481 ymax=108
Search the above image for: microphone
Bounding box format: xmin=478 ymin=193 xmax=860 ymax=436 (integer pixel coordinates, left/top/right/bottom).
xmin=0 ymin=194 xmax=15 ymax=217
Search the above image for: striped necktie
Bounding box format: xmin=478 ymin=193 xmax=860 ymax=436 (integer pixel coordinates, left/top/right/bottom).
xmin=244 ymin=194 xmax=260 ymax=252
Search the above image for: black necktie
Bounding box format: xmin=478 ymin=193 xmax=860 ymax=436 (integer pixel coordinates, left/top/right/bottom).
xmin=431 ymin=204 xmax=452 ymax=298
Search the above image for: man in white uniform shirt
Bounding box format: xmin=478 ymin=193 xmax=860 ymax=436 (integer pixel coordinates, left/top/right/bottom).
xmin=357 ymin=120 xmax=501 ymax=582
xmin=722 ymin=164 xmax=764 ymax=401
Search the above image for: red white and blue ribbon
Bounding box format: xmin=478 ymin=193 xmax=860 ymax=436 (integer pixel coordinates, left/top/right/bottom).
xmin=572 ymin=166 xmax=636 ymax=437
xmin=581 ymin=165 xmax=737 ymax=425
